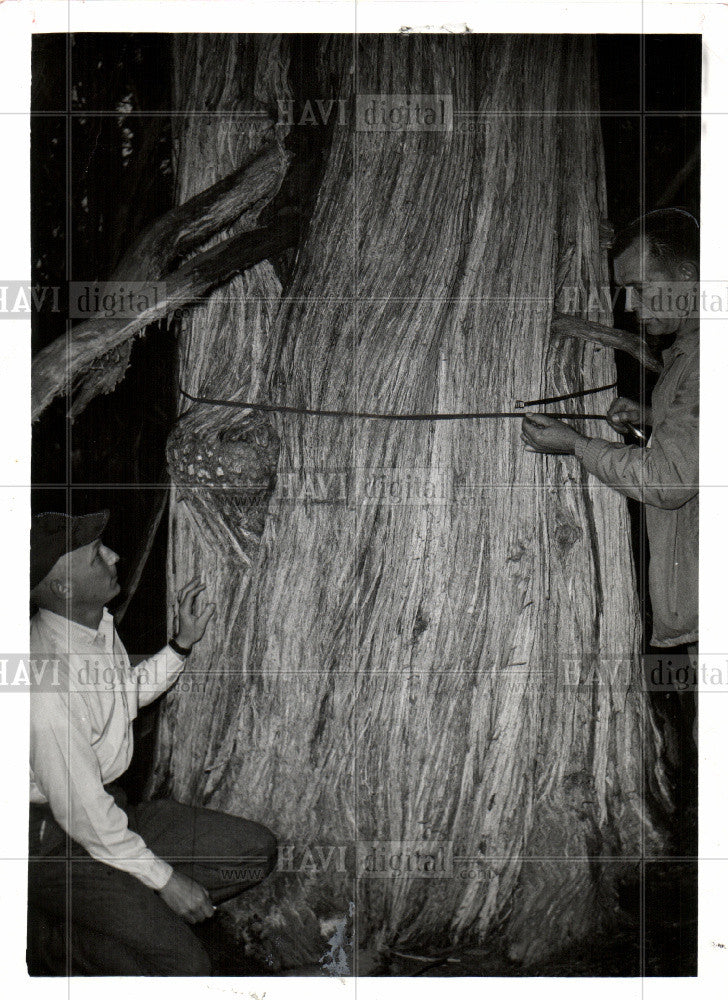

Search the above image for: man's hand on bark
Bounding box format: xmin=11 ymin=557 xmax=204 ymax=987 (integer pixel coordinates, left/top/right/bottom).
xmin=607 ymin=396 xmax=651 ymax=433
xmin=159 ymin=870 xmax=216 ymax=923
xmin=520 ymin=413 xmax=585 ymax=455
xmin=174 ymin=576 xmax=215 ymax=649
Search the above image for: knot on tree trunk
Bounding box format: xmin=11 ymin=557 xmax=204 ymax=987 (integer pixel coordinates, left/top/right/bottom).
xmin=166 ymin=412 xmax=279 ymax=497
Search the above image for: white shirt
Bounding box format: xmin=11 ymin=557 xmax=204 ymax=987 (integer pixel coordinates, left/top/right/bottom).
xmin=29 ymin=607 xmax=185 ymax=890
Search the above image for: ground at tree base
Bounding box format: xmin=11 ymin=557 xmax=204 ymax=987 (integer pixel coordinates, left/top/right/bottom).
xmin=209 ymin=857 xmax=695 ymax=978
xmin=235 ymin=766 xmax=698 ymax=978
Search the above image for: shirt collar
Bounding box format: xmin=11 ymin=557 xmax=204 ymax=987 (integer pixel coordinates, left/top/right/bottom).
xmin=34 ymin=606 xmax=115 ymax=648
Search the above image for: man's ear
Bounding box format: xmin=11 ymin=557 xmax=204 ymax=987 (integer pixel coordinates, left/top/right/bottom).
xmin=678 ymin=260 xmax=698 ymax=281
xmin=47 ymin=577 xmax=70 ymax=599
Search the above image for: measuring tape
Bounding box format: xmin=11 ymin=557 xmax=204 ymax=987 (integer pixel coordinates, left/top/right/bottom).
xmin=177 ymin=380 xmax=617 ymax=422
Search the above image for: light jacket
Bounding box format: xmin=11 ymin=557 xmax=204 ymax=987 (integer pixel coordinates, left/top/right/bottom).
xmin=574 ymin=325 xmax=698 ymax=646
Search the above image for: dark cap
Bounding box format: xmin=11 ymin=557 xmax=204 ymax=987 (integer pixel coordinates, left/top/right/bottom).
xmin=31 ymin=510 xmax=109 ymax=590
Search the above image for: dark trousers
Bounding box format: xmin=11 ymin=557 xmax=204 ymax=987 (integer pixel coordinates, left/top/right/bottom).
xmin=27 ymin=785 xmax=277 ymax=976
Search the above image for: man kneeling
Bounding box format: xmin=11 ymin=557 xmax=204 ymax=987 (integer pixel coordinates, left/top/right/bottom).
xmin=28 ymin=510 xmax=277 ymax=976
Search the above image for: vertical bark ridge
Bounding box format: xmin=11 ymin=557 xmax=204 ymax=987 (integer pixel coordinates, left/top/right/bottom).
xmin=152 ymin=34 xmax=291 ymax=797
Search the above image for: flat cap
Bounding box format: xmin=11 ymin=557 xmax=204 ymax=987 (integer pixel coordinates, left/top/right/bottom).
xmin=30 ymin=510 xmax=109 ymax=590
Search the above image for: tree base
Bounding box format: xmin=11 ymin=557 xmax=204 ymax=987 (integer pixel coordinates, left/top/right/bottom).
xmin=504 ymin=776 xmax=626 ymax=966
xmin=219 ymin=882 xmax=329 ymax=972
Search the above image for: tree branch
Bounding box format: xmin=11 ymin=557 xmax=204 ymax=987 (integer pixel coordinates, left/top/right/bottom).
xmin=551 ymin=313 xmax=663 ymax=372
xmin=654 ymin=143 xmax=700 ymax=210
xmin=32 ymin=209 xmax=301 ymax=422
xmin=115 ymin=483 xmax=169 ymax=624
xmin=32 ymin=143 xmax=291 ymax=422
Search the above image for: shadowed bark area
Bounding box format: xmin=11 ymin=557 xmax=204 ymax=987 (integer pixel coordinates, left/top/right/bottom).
xmin=151 ymin=34 xmax=669 ymax=970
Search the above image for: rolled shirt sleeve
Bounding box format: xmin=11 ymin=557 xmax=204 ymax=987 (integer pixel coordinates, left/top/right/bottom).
xmin=30 ymin=688 xmax=173 ymax=891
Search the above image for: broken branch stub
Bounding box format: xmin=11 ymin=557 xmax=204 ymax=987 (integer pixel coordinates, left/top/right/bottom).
xmin=551 ymin=312 xmax=662 ymax=372
xmin=31 ymin=144 xmax=291 ymax=423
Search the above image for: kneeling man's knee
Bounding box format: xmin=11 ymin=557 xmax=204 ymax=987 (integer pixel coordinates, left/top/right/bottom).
xmin=246 ymin=824 xmax=277 ymax=882
xmin=178 ymin=939 xmax=212 ymax=977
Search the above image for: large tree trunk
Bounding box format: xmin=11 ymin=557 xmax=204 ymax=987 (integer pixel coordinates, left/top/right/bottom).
xmin=152 ymin=34 xmax=670 ymax=971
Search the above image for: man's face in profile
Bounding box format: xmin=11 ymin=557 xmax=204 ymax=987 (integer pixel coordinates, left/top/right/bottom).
xmin=56 ymin=539 xmax=121 ymax=607
xmin=614 ymin=236 xmax=698 ymax=338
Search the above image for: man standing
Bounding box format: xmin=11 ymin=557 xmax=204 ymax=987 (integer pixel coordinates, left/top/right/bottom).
xmin=28 ymin=509 xmax=277 ymax=975
xmin=521 ymin=209 xmax=698 ymax=670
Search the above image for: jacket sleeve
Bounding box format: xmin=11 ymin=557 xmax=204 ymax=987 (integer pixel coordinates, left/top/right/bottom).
xmin=573 ymin=364 xmax=698 ymax=510
xmin=29 ymin=689 xmax=173 ymax=890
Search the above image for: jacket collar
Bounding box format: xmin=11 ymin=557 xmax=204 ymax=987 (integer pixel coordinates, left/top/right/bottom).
xmin=663 ymin=322 xmax=699 ymax=363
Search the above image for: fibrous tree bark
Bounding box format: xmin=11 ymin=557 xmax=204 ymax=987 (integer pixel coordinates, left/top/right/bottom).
xmin=148 ymin=34 xmax=670 ymax=970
